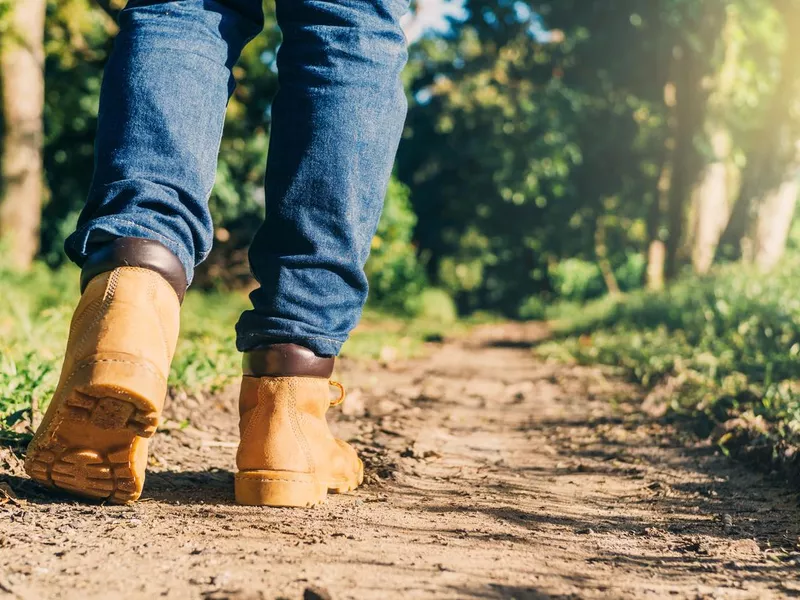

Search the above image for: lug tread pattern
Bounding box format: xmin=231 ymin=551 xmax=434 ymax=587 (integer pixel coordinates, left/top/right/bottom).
xmin=26 ymin=395 xmax=156 ymax=504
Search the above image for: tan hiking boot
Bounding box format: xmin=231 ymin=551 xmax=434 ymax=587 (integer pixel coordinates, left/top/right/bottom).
xmin=25 ymin=238 xmax=186 ymax=504
xmin=235 ymin=344 xmax=364 ymax=507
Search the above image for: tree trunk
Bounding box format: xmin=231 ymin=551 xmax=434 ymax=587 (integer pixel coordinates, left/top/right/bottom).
xmin=690 ymin=129 xmax=732 ymax=274
xmin=664 ymin=52 xmax=700 ymax=281
xmin=662 ymin=5 xmax=726 ymax=281
xmin=0 ymin=0 xmax=46 ymax=270
xmin=646 ymin=239 xmax=666 ymax=291
xmin=752 ymin=169 xmax=799 ymax=271
xmin=715 ymin=184 xmax=753 ymax=262
xmin=645 ymin=15 xmax=677 ymax=293
xmin=689 ymin=10 xmax=740 ymax=275
xmin=748 ymin=2 xmax=800 ymax=270
xmin=715 ymin=0 xmax=800 ymax=265
xmin=646 ymin=145 xmax=671 ymax=291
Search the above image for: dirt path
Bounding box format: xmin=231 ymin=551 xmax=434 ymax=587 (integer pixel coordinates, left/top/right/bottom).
xmin=2 ymin=330 xmax=799 ymax=599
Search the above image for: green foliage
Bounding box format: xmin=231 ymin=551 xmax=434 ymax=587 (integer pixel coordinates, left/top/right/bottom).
xmin=549 ymin=259 xmax=604 ymax=303
xmin=548 ymin=254 xmax=646 ymax=303
xmin=614 ymin=253 xmax=647 ymax=292
xmin=23 ymin=0 xmax=800 ymax=318
xmin=38 ymin=1 xmax=281 ymax=270
xmin=540 ymin=259 xmax=800 ymax=442
xmin=364 ymin=178 xmax=428 ymax=313
xmin=518 ymin=295 xmax=547 ymax=320
xmin=396 ymin=0 xmax=796 ymax=313
xmin=413 ymin=288 xmax=458 ymax=324
xmin=0 ymin=0 xmax=12 ymax=35
xmin=400 ymin=3 xmax=585 ymax=314
xmin=172 ymin=291 xmax=250 ymax=393
xmin=40 ymin=0 xmax=112 ymax=264
xmin=342 ymin=306 xmax=460 ymax=361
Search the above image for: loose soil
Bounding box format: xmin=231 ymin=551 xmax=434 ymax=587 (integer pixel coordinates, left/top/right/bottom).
xmin=1 ymin=325 xmax=799 ymax=599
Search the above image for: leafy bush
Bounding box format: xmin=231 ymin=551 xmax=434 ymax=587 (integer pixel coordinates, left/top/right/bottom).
xmin=412 ymin=288 xmax=458 ymax=324
xmin=548 ymin=254 xmax=646 ymax=304
xmin=540 ymin=259 xmax=800 ymax=444
xmin=365 ymin=178 xmax=428 ymax=314
xmin=549 ymin=259 xmax=605 ymax=302
xmin=518 ymin=295 xmax=547 ymax=320
xmin=614 ymin=253 xmax=647 ymax=292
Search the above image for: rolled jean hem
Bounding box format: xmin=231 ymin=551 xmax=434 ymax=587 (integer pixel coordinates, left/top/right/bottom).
xmin=236 ymin=332 xmax=344 ymax=357
xmin=65 ymin=216 xmax=196 ymax=284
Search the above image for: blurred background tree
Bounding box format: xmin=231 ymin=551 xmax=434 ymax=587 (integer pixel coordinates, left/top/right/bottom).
xmin=1 ymin=0 xmax=799 ymax=317
xmin=0 ymin=0 xmax=46 ymax=269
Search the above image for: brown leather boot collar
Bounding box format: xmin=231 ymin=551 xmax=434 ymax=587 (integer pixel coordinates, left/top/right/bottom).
xmin=243 ymin=344 xmax=334 ymax=378
xmin=80 ymin=237 xmax=188 ymax=303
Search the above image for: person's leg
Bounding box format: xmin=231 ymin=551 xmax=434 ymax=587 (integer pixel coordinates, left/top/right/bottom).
xmin=235 ymin=0 xmax=409 ymax=356
xmin=65 ymin=0 xmax=263 ymax=283
xmin=26 ymin=0 xmax=262 ymax=504
xmin=233 ymin=0 xmax=409 ymax=507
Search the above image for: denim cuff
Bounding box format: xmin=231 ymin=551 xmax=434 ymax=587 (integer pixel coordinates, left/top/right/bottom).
xmin=65 ymin=216 xmax=196 ymax=285
xmin=236 ymin=331 xmax=344 ymax=358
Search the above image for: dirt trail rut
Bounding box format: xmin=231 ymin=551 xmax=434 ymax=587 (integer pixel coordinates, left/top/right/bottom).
xmin=1 ymin=330 xmax=799 ymax=599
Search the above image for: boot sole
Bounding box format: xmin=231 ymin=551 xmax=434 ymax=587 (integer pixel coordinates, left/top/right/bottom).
xmin=25 ymin=356 xmax=166 ymax=504
xmin=234 ymin=460 xmax=365 ymax=507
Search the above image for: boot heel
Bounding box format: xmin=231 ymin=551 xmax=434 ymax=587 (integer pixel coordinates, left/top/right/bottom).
xmin=235 ymin=471 xmax=327 ymax=507
xmin=72 ymin=352 xmax=168 ymax=417
xmin=24 ymin=353 xmax=167 ymax=504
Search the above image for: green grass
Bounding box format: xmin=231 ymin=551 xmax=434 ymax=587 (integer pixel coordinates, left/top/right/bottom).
xmin=0 ymin=262 xmax=454 ymax=444
xmin=539 ymin=260 xmax=800 ymax=456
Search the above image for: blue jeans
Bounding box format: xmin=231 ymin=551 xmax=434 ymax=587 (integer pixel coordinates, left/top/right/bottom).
xmin=65 ymin=0 xmax=408 ymax=356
